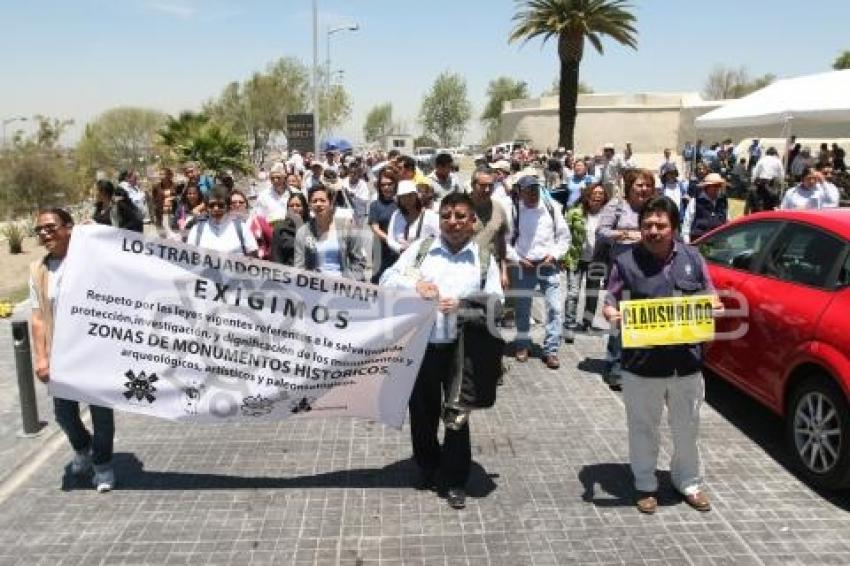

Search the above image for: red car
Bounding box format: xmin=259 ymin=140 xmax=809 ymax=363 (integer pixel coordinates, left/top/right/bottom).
xmin=696 ymin=209 xmax=850 ymax=490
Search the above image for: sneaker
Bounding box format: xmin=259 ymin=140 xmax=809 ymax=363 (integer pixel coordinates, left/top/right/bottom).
xmin=563 ymin=329 xmax=575 ymax=344
xmin=93 ymin=466 xmax=115 ymax=493
xmin=70 ymin=449 xmax=92 ymax=475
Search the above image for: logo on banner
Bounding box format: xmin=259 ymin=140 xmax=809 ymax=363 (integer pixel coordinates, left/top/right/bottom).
xmin=182 ymin=379 xmax=207 ymax=414
xmin=290 ymin=397 xmax=315 ymax=414
xmin=123 ymin=370 xmax=158 ymax=403
xmin=241 ymin=394 xmax=276 ymax=417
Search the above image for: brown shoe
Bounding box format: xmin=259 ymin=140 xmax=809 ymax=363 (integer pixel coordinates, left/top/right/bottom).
xmin=544 ymin=354 xmax=560 ymax=369
xmin=515 ymin=349 xmax=529 ymax=362
xmin=636 ymin=492 xmax=657 ymax=514
xmin=683 ymin=491 xmax=711 ymax=512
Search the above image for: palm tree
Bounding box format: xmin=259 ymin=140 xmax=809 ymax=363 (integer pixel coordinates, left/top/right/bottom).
xmin=510 ymin=0 xmax=637 ymax=150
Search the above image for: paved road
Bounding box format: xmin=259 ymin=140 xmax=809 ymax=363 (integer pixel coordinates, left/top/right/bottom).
xmin=1 ymin=325 xmax=850 ymax=565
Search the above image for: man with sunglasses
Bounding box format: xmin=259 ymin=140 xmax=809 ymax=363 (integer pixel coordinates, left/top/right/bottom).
xmin=30 ymin=208 xmax=117 ymax=492
xmin=380 ymin=192 xmax=503 ymax=510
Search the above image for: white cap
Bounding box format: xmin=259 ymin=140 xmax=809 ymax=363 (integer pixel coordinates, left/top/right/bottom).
xmin=269 ymin=161 xmax=286 ymax=174
xmin=491 ymin=159 xmax=511 ymax=172
xmin=603 ymin=142 xmax=615 ymax=150
xmin=396 ymin=180 xmax=418 ymax=198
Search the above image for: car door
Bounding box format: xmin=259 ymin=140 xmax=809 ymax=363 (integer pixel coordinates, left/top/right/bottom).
xmin=739 ymin=222 xmax=846 ymax=408
xmin=699 ymin=220 xmax=783 ymax=389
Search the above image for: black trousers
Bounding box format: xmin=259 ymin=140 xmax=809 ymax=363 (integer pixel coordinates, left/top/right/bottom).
xmin=408 ymin=344 xmax=471 ymax=488
xmin=53 ymin=398 xmax=115 ymax=466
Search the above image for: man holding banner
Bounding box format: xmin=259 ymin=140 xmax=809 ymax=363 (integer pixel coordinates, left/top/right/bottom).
xmin=602 ymin=196 xmax=723 ymax=515
xmin=380 ymin=192 xmax=504 ymax=510
xmin=30 ymin=208 xmax=117 ymax=493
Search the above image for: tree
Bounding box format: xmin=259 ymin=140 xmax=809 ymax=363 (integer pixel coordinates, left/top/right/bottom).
xmin=364 ymin=103 xmax=394 ymax=143
xmin=481 ymin=77 xmax=529 ymax=145
xmin=74 ymin=107 xmax=167 ymax=176
xmin=318 ymin=81 xmax=352 ymax=138
xmin=702 ymin=66 xmax=776 ymax=99
xmin=510 ymin=0 xmax=638 ymax=150
xmin=0 ymin=116 xmax=80 ymax=217
xmin=544 ymin=77 xmax=593 ymax=96
xmin=205 ymin=57 xmax=309 ymax=166
xmin=205 ymin=57 xmax=351 ymax=166
xmin=157 ymin=111 xmax=251 ymax=174
xmin=419 ymin=72 xmax=472 ymax=147
xmin=833 ymin=50 xmax=850 ymax=70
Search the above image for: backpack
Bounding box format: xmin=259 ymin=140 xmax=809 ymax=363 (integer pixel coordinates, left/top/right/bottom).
xmin=194 ymin=217 xmax=247 ymax=255
xmin=510 ymin=196 xmax=557 ymax=247
xmin=413 ymin=236 xmax=504 ymax=411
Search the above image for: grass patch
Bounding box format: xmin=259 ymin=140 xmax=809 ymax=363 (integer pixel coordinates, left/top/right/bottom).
xmin=1 ymin=284 xmax=30 ymax=305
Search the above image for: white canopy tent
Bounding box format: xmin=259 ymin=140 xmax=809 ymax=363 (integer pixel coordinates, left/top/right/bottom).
xmin=695 ymin=70 xmax=850 ymax=138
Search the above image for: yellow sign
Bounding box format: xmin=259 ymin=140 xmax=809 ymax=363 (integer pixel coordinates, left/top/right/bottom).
xmin=620 ymin=295 xmax=715 ymax=348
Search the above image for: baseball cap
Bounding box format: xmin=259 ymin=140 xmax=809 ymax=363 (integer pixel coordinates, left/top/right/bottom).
xmin=516 ymin=175 xmax=541 ymax=190
xmin=396 ymin=180 xmax=418 ymax=197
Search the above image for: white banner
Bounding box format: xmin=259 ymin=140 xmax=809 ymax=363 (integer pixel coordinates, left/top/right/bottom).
xmin=50 ymin=225 xmax=435 ymax=428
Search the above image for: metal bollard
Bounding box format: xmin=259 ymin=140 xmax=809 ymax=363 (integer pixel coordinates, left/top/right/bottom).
xmin=12 ymin=320 xmax=43 ymax=436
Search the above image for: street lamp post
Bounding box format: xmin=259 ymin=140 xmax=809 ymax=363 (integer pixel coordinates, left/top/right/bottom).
xmin=325 ymin=23 xmax=358 ymax=139
xmin=2 ymin=116 xmax=28 ymax=149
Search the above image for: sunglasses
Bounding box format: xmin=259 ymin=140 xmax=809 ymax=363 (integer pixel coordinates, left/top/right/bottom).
xmin=34 ymin=223 xmax=61 ymax=236
xmin=208 ymin=202 xmax=227 ymax=209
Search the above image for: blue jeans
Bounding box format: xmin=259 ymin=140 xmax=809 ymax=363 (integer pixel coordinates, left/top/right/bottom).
xmin=53 ymin=398 xmax=115 ymax=466
xmin=512 ymin=264 xmax=562 ymax=356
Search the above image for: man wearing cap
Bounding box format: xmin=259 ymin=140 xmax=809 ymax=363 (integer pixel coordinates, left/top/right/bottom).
xmin=681 ymin=173 xmax=728 ymax=243
xmin=599 ymin=143 xmax=627 ymax=199
xmin=255 ymin=162 xmax=291 ymax=222
xmin=505 ymin=175 xmax=571 ymax=369
xmin=489 ymin=160 xmax=513 ymax=210
xmin=428 ymin=153 xmax=462 ymax=198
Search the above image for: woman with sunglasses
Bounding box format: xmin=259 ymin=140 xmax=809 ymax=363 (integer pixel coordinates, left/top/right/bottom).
xmin=229 ymin=188 xmax=272 ymax=259
xmin=294 ymin=185 xmax=365 ymax=281
xmin=186 ymin=186 xmax=259 ymax=257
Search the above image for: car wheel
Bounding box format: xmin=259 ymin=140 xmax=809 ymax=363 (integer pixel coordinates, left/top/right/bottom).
xmin=786 ymin=375 xmax=850 ymax=490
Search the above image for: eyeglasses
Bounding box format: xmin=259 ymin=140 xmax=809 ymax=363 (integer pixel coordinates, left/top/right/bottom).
xmin=475 ymin=183 xmax=494 ymax=189
xmin=440 ymin=212 xmax=471 ymax=221
xmin=34 ymin=223 xmax=61 ymax=236
xmin=208 ymin=202 xmax=227 ymax=209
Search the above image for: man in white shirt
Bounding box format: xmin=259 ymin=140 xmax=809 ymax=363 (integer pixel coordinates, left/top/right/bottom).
xmin=750 ymin=147 xmax=784 ymax=185
xmin=599 ymin=143 xmax=627 ymax=199
xmin=428 ymin=153 xmax=462 ymax=198
xmin=380 ymin=192 xmax=503 ymax=510
xmin=505 ymin=175 xmax=571 ymax=369
xmin=255 ymin=162 xmax=290 ymax=222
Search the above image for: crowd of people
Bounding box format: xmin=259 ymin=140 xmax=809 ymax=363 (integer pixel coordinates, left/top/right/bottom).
xmin=27 ymin=135 xmax=846 ymax=511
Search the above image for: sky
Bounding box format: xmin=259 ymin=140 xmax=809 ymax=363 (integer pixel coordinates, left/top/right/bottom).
xmin=1 ymin=0 xmax=848 ymax=147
